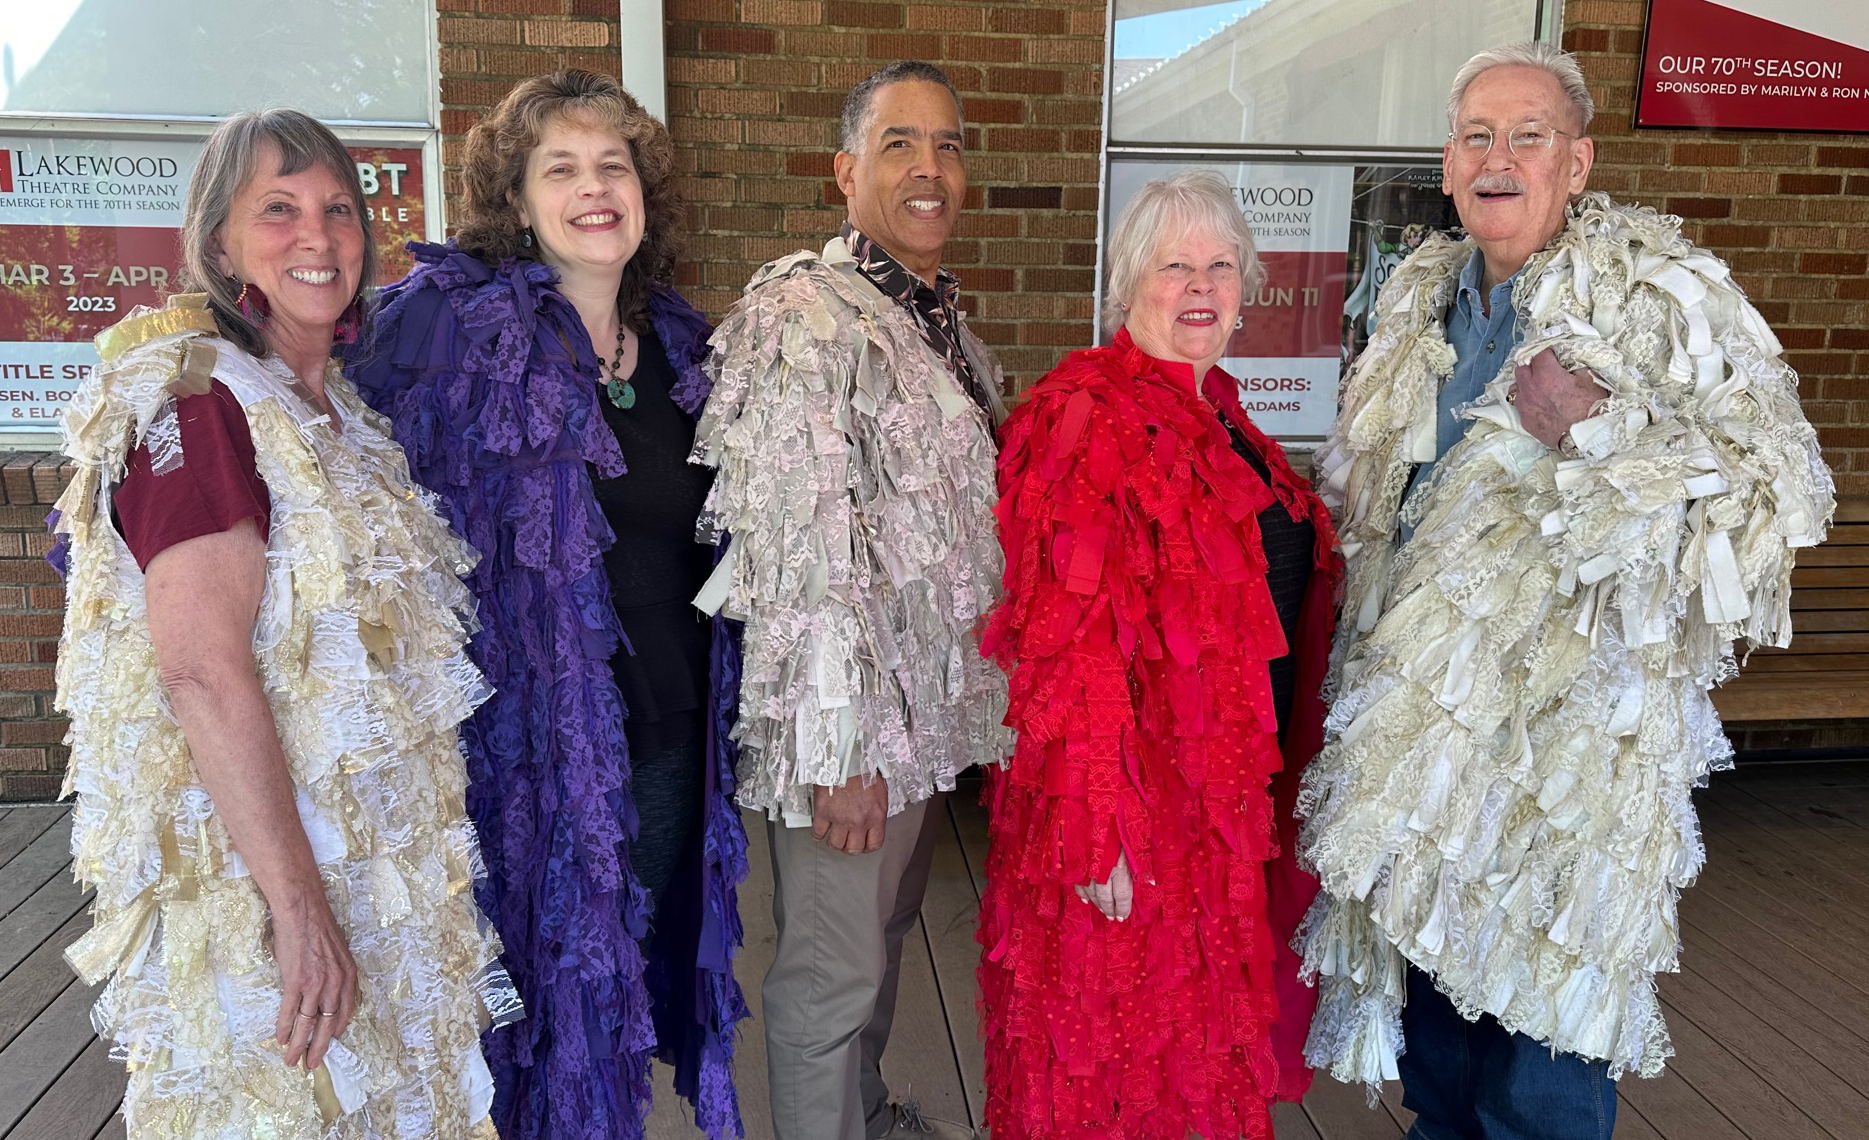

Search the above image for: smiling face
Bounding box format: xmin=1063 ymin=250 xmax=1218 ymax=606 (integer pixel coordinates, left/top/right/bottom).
xmin=514 ymin=113 xmax=646 ymax=280
xmin=834 ymin=79 xmax=966 ymax=284
xmin=1442 ymin=64 xmax=1594 ymax=287
xmin=1123 ymin=227 xmax=1244 ymax=376
xmin=211 ymin=140 xmax=365 ymax=346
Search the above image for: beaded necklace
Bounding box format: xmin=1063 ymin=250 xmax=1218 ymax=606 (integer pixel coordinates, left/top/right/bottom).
xmin=602 ymin=319 xmax=635 ymax=410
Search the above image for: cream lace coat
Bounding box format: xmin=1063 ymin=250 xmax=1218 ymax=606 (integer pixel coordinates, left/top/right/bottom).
xmin=1297 ymin=194 xmax=1833 ymax=1087
xmin=54 ymin=299 xmax=518 ymax=1139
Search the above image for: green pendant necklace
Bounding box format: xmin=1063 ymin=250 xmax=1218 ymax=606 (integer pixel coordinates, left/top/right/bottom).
xmin=602 ymin=319 xmax=635 ymax=410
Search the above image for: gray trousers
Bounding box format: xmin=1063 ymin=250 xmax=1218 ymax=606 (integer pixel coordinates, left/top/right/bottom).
xmin=762 ymin=791 xmax=945 ymax=1140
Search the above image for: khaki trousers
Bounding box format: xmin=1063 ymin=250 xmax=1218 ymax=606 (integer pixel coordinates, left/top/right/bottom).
xmin=762 ymin=792 xmax=945 ymax=1140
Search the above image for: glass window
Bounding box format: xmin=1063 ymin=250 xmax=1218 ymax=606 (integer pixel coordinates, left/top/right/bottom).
xmin=1 ymin=0 xmax=433 ymax=124
xmin=1111 ymin=0 xmax=1543 ymax=148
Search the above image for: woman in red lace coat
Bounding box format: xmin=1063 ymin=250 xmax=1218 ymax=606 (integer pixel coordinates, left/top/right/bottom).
xmin=978 ymin=170 xmax=1341 ymax=1140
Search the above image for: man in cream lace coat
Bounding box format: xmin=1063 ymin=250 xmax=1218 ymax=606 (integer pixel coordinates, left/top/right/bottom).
xmin=691 ymin=62 xmax=1006 ymax=1140
xmin=1296 ymin=43 xmax=1831 ymax=1139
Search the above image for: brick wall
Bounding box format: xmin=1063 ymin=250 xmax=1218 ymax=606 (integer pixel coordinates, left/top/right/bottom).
xmin=437 ymin=1 xmax=1106 ymax=384
xmin=1564 ymin=2 xmax=1869 ymax=498
xmin=437 ymin=0 xmax=625 ymax=206
xmin=0 ymin=458 xmax=72 ymax=801
xmin=663 ymin=0 xmax=1106 ymax=383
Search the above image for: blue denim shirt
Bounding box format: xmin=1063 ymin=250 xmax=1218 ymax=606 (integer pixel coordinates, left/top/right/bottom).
xmin=1400 ymin=251 xmax=1519 ymax=540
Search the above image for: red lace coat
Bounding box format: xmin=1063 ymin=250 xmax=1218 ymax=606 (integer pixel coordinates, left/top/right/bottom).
xmin=978 ymin=330 xmax=1339 ymax=1139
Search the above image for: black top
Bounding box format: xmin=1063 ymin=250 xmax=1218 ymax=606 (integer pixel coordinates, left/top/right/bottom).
xmin=1226 ymin=425 xmax=1315 ymax=738
xmin=589 ymin=326 xmax=716 ymax=753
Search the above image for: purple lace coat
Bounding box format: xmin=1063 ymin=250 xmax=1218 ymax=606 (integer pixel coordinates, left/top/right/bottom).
xmin=345 ymin=242 xmax=749 ymax=1140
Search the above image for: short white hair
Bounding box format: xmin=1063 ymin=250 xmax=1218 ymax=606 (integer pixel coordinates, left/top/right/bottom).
xmin=1103 ymin=169 xmax=1265 ymax=330
xmin=1446 ymin=42 xmax=1595 ymax=134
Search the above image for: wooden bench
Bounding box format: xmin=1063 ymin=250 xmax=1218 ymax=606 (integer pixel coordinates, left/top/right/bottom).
xmin=1713 ymin=497 xmax=1869 ymax=722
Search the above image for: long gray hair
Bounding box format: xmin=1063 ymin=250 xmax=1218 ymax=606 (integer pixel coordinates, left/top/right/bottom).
xmin=179 ymin=109 xmax=376 ymax=358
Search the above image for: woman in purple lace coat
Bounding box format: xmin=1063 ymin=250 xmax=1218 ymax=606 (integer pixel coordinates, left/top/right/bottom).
xmin=344 ymin=71 xmax=748 ymax=1140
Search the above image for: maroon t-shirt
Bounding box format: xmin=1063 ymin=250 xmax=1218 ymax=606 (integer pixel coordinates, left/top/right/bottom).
xmin=115 ymin=381 xmax=271 ymax=570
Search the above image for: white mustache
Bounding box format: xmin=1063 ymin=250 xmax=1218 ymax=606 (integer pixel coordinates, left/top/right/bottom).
xmin=1469 ymin=174 xmax=1526 ymax=194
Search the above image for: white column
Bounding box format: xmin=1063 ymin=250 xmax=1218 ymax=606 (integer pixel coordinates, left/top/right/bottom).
xmin=617 ymin=0 xmax=667 ymax=122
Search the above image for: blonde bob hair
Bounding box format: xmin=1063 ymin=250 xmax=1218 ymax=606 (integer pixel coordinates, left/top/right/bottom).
xmin=1102 ymin=169 xmax=1265 ymax=332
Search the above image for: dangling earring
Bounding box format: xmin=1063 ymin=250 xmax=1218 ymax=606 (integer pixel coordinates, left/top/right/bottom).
xmin=234 ymin=279 xmax=270 ymax=328
xmin=333 ymin=294 xmax=365 ymax=345
xmin=520 ymin=227 xmax=534 ymax=249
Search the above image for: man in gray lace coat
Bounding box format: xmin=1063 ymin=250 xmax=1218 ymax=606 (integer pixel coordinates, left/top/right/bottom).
xmin=691 ymin=61 xmax=1008 ymax=1140
xmin=1297 ymin=42 xmax=1829 ymax=1140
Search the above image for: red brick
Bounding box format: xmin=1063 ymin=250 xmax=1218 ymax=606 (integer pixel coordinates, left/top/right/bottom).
xmin=962 ymin=267 xmax=1015 ymax=293
xmin=1778 ymin=173 xmax=1843 ymax=195
xmin=1664 ymin=142 xmax=1746 ymax=174
xmin=988 ymin=186 xmax=1062 ymax=210
xmin=866 ymin=33 xmax=942 ymax=60
xmin=0 ymin=668 xmax=54 ymax=692
xmin=699 ymin=26 xmax=776 ymax=53
xmin=906 ymin=4 xmax=983 ymax=31
xmin=1025 ymin=267 xmax=1094 ymax=293
xmin=523 ymin=19 xmax=608 ymax=47
xmin=477 ymin=0 xmax=560 ymax=13
xmin=826 ymin=1 xmax=903 ymax=28
xmin=965 ymin=97 xmax=1025 ymax=125
xmin=987 ymin=67 xmax=1066 ymax=95
xmin=785 ymin=152 xmax=836 ymax=178
xmin=699 ymin=87 xmax=781 ymax=115
xmin=989 ymin=7 xmax=1068 ymax=35
xmin=1666 ymin=197 xmax=1731 ymax=220
xmin=1563 ymin=27 xmax=1611 ymax=52
xmin=946 ymin=35 xmax=1022 ymax=63
xmin=1799 ymin=253 xmax=1869 ymax=276
xmin=667 ymin=0 xmax=733 ymax=17
xmin=987 ymin=126 xmax=1063 ymax=153
xmin=0 ymin=748 xmax=49 ymax=772
xmin=0 ymin=774 xmax=65 ymax=801
xmin=0 ymin=587 xmax=24 ymax=610
xmin=741 ymin=0 xmax=822 ymax=23
xmin=0 ymin=613 xmax=60 ymax=637
xmin=0 ymin=561 xmax=57 ymax=586
xmin=1702 ymin=224 xmax=1772 ymax=248
xmin=1 ymin=720 xmax=64 ymax=745
xmin=1816 ymin=146 xmax=1869 ymax=169
xmin=741 ymin=58 xmax=819 ymax=88
xmin=568 ymin=0 xmax=615 ymax=14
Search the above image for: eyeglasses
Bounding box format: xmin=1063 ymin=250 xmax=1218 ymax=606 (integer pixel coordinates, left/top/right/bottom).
xmin=1449 ymin=121 xmax=1577 ymax=160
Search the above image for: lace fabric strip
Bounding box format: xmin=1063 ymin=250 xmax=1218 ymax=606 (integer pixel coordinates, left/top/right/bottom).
xmin=1299 ymin=193 xmax=1835 ymax=1090
xmin=54 ymin=314 xmax=514 ymax=1140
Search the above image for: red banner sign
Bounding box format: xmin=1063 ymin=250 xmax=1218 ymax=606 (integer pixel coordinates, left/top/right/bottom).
xmin=1 ymin=137 xmax=428 ymax=429
xmin=1636 ymin=0 xmax=1869 ymax=132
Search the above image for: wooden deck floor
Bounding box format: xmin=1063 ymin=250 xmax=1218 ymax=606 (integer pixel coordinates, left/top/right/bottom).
xmin=3 ymin=761 xmax=1867 ymax=1139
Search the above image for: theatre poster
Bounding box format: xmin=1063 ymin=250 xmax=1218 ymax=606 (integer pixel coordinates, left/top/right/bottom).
xmin=1636 ymin=0 xmax=1869 ymax=132
xmin=1106 ymin=161 xmax=1354 ymax=440
xmin=0 ymin=134 xmax=427 ymax=432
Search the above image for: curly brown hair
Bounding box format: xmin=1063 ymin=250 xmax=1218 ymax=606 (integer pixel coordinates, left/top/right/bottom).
xmin=455 ymin=70 xmax=679 ymax=334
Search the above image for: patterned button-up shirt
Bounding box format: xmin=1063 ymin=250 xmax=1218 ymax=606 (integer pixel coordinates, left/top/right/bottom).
xmin=840 ymin=222 xmax=988 ymax=413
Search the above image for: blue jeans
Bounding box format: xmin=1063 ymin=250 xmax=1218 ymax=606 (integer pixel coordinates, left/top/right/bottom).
xmin=1399 ymin=966 xmax=1617 ymax=1140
